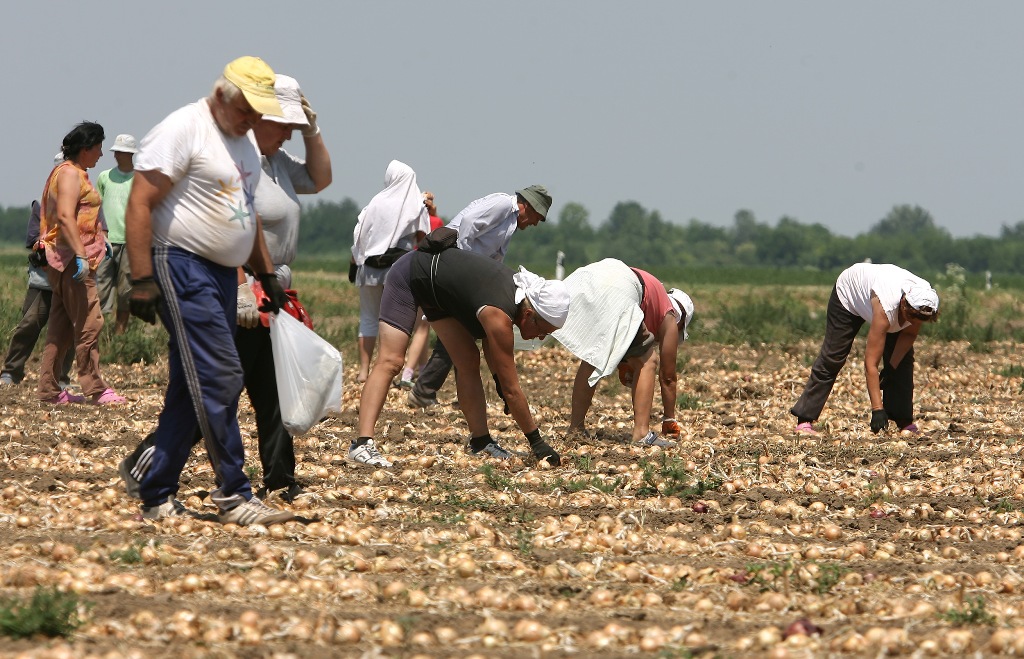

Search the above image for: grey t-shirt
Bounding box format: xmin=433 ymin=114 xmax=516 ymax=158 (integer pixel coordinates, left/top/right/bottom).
xmin=255 ymin=148 xmax=316 ymax=287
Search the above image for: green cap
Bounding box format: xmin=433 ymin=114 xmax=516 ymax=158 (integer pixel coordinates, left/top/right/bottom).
xmin=516 ymin=184 xmax=552 ymax=220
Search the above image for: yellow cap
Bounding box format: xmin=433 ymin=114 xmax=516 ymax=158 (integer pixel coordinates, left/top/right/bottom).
xmin=223 ymin=56 xmax=283 ymax=117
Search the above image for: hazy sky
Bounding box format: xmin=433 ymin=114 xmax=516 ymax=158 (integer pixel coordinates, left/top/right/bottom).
xmin=5 ymin=2 xmax=1023 ymax=238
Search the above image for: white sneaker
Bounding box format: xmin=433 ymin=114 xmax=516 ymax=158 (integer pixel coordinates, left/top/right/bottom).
xmin=348 ymin=439 xmax=393 ymax=467
xmin=0 ymin=373 xmax=14 ymax=386
xmin=467 ymin=440 xmax=512 ymax=460
xmin=218 ymin=496 xmax=294 ymax=526
xmin=141 ymin=496 xmax=190 ymax=520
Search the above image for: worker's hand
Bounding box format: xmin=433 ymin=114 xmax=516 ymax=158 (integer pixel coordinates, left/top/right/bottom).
xmin=129 ymin=277 xmax=162 ymax=325
xmin=870 ymin=409 xmax=889 ymax=434
xmin=300 ymin=93 xmax=319 ymax=137
xmin=526 ymin=429 xmax=561 ymax=466
xmin=71 ymin=255 xmax=89 ymax=282
xmin=237 ymin=284 xmax=260 ymax=328
xmin=257 ymin=273 xmax=288 ymax=315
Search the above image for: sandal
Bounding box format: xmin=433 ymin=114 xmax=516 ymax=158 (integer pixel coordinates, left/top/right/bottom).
xmin=43 ymin=389 xmax=86 ymax=405
xmin=91 ymin=388 xmax=126 ymax=405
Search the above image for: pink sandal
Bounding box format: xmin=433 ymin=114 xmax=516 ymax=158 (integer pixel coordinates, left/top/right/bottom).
xmin=43 ymin=389 xmax=86 ymax=405
xmin=91 ymin=388 xmax=126 ymax=405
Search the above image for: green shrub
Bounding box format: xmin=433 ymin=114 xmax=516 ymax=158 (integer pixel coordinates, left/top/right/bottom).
xmin=705 ymin=289 xmax=824 ymax=346
xmin=0 ymin=587 xmax=89 ymax=639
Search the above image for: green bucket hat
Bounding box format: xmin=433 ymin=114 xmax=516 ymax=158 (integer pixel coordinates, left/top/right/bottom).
xmin=516 ymin=184 xmax=552 ymax=220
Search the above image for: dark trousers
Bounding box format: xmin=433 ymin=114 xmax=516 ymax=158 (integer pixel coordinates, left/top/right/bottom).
xmin=139 ymin=247 xmax=250 ymax=509
xmin=791 ymin=287 xmax=915 ymax=424
xmin=236 ymin=323 xmax=295 ymax=491
xmin=411 ymin=337 xmax=454 ymax=398
xmin=125 ymin=314 xmax=297 ymax=494
xmin=1 ymin=287 xmax=73 ymax=383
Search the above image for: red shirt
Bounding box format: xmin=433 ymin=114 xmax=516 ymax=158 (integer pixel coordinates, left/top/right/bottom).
xmin=632 ymin=268 xmax=675 ymax=335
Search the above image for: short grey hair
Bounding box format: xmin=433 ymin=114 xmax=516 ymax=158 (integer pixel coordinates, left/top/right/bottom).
xmin=211 ymin=76 xmax=243 ymax=102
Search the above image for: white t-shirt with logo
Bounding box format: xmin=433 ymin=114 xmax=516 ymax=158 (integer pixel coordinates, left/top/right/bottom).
xmin=835 ymin=263 xmax=930 ymax=332
xmin=135 ymin=98 xmax=261 ymax=268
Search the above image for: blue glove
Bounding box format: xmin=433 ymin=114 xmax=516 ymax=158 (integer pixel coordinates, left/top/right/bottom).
xmin=72 ymin=255 xmax=89 ymax=282
xmin=104 ymin=242 xmax=113 ymax=260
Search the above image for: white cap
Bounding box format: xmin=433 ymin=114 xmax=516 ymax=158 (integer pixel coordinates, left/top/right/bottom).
xmin=110 ymin=134 xmax=138 ymax=153
xmin=513 ymin=266 xmax=571 ymax=328
xmin=667 ymin=288 xmax=694 ymax=340
xmin=263 ymin=75 xmax=309 ymax=127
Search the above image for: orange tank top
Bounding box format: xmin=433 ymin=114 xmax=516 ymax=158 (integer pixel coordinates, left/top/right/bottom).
xmin=40 ymin=162 xmax=105 ymax=272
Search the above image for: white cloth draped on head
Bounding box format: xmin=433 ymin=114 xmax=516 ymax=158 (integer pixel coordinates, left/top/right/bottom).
xmin=552 ymin=258 xmax=646 ymax=387
xmin=904 ymin=284 xmax=939 ymax=313
xmin=351 ymin=160 xmax=430 ymax=266
xmin=513 ymin=267 xmax=570 ymax=328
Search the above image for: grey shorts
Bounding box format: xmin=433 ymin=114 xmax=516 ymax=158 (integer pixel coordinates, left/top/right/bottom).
xmin=622 ymin=325 xmax=656 ymax=359
xmin=378 ymin=252 xmax=418 ymax=336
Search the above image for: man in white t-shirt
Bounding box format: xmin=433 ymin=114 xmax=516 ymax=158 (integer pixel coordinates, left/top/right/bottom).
xmin=791 ymin=262 xmax=940 ymax=436
xmin=122 ymin=56 xmax=294 ymax=526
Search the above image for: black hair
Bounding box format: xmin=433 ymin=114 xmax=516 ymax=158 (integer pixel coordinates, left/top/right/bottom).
xmin=61 ymin=121 xmax=105 ymax=160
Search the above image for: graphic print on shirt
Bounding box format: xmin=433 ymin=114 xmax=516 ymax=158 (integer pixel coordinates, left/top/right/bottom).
xmin=212 ymin=159 xmax=257 ymax=229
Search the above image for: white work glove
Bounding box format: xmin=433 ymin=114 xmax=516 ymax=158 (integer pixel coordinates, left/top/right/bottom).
xmin=237 ymin=283 xmax=260 ymax=329
xmin=300 ymin=93 xmax=319 ymax=137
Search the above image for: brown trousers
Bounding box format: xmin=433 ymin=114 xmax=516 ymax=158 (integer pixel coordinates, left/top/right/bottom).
xmin=37 ymin=267 xmax=107 ymax=399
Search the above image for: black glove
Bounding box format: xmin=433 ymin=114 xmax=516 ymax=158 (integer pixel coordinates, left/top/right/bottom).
xmin=348 ymin=261 xmax=358 ymax=284
xmin=28 ymin=247 xmax=46 ymax=268
xmin=525 ymin=429 xmax=561 ymax=466
xmin=870 ymin=409 xmax=889 ymax=434
xmin=492 ymin=373 xmax=510 ymax=415
xmin=129 ymin=277 xmax=162 ymax=325
xmin=257 ymin=273 xmax=288 ymax=314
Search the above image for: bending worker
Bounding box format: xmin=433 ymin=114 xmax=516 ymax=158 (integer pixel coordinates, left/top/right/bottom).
xmin=350 ymin=233 xmax=569 ymax=468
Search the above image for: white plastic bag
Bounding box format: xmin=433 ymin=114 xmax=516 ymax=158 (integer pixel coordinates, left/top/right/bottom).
xmin=269 ymin=311 xmax=343 ymax=436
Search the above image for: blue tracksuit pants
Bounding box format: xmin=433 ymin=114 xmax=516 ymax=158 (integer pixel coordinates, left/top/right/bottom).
xmin=138 ymin=246 xmax=252 ymax=508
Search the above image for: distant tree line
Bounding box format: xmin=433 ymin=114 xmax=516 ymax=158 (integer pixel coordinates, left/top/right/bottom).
xmin=4 ymin=199 xmax=1023 ymax=276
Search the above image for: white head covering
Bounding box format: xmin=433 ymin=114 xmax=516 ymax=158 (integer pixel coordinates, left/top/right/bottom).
xmin=264 ymin=75 xmax=309 ymax=127
xmin=351 ymin=160 xmax=430 ymax=266
xmin=667 ymin=288 xmax=694 ymax=340
xmin=513 ymin=266 xmax=571 ymax=328
xmin=904 ymin=284 xmax=939 ymax=314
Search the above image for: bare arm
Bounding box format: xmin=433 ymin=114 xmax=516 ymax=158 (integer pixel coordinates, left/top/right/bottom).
xmin=864 ymin=295 xmax=889 ymax=411
xmin=125 ymin=170 xmax=174 ymax=279
xmin=302 ymin=132 xmax=332 ymax=191
xmin=658 ymin=318 xmax=681 ymax=419
xmin=479 ymin=307 xmax=537 ymax=434
xmin=54 ymin=168 xmax=87 ymax=257
xmin=246 ymin=213 xmax=275 ymax=275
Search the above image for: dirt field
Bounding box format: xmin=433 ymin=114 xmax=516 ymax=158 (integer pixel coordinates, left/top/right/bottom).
xmin=1 ymin=339 xmax=1024 ymax=657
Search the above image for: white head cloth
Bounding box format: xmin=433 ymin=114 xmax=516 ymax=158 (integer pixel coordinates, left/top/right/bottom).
xmin=351 ymin=160 xmax=430 ymax=266
xmin=904 ymin=284 xmax=939 ymax=313
xmin=513 ymin=266 xmax=570 ymax=328
xmin=667 ymin=288 xmax=695 ymax=340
